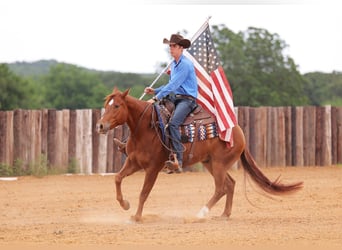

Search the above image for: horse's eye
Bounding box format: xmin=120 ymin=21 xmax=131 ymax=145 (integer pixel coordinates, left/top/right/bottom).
xmin=114 ymin=104 xmax=119 ymax=108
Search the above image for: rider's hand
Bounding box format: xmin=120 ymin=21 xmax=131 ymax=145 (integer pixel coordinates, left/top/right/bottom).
xmin=144 ymin=87 xmax=155 ymax=95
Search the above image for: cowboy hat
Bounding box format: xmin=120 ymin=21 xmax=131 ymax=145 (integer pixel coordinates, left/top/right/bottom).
xmin=163 ymin=34 xmax=191 ymax=49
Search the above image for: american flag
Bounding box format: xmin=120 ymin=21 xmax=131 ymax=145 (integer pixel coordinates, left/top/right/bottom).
xmin=184 ymin=22 xmax=237 ymax=144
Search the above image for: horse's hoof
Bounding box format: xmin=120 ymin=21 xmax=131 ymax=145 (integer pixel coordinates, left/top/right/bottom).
xmin=196 ymin=206 xmax=209 ymax=218
xmin=121 ymin=200 xmax=130 ymax=210
xmin=220 ymin=213 xmax=231 ymax=219
xmin=130 ymin=215 xmax=142 ymax=222
xmin=211 ymin=215 xmax=230 ymax=221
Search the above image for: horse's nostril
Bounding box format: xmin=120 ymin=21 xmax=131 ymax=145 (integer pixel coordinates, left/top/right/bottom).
xmin=96 ymin=123 xmax=104 ymax=132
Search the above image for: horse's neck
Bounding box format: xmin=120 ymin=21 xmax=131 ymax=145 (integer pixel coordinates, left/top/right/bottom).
xmin=125 ymin=96 xmax=152 ymax=137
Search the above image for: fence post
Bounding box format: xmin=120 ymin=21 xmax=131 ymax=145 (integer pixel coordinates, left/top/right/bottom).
xmin=293 ymin=107 xmax=304 ymax=166
xmin=75 ymin=109 xmax=93 ymax=174
xmin=47 ymin=109 xmax=57 ymax=168
xmin=284 ymin=107 xmax=292 ymax=166
xmin=92 ymin=109 xmax=101 ymax=173
xmin=0 ymin=111 xmax=13 ymax=166
xmin=249 ymin=107 xmax=267 ymax=167
xmin=303 ymin=106 xmax=316 ymax=166
xmin=331 ymin=107 xmax=342 ymax=164
xmin=316 ymin=106 xmax=332 ymax=166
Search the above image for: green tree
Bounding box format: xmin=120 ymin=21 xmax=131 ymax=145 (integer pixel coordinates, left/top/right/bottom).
xmin=42 ymin=63 xmax=109 ymax=109
xmin=211 ymin=25 xmax=308 ymax=106
xmin=304 ymin=71 xmax=342 ymax=106
xmin=0 ymin=64 xmax=38 ymax=110
xmin=97 ymin=71 xmax=162 ymax=99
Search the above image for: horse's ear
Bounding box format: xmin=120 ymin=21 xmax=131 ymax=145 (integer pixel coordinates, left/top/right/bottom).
xmin=122 ymin=88 xmax=130 ymax=98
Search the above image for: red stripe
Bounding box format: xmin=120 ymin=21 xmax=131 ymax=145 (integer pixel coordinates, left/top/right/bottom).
xmin=195 ymin=68 xmax=215 ymax=109
xmin=198 ymin=88 xmax=214 ymax=109
xmin=218 ymin=67 xmax=234 ymax=99
xmin=211 ymin=69 xmax=237 ymax=126
xmin=212 ymin=91 xmax=230 ymax=129
xmin=196 ymin=99 xmax=211 ymax=116
xmin=215 ymin=68 xmax=237 ymax=125
xmin=195 ymin=68 xmax=211 ymax=90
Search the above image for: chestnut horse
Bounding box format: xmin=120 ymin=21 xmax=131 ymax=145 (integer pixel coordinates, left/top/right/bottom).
xmin=96 ymin=88 xmax=303 ymax=222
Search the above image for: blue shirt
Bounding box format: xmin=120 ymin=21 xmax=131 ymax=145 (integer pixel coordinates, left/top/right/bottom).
xmin=155 ymin=54 xmax=198 ymax=100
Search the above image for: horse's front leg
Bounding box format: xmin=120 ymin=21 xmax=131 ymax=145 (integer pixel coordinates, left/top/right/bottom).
xmin=115 ymin=158 xmax=141 ymax=210
xmin=132 ymin=168 xmax=160 ymax=222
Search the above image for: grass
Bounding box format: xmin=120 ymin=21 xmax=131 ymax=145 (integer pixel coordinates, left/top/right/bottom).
xmin=67 ymin=157 xmax=79 ymax=174
xmin=0 ymin=154 xmax=80 ymax=177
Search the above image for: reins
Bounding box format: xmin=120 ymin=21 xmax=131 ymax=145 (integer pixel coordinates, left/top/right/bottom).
xmin=119 ymin=102 xmax=152 ymax=144
xmin=130 ymin=102 xmax=152 ymax=138
xmin=123 ymin=99 xmax=186 ymax=156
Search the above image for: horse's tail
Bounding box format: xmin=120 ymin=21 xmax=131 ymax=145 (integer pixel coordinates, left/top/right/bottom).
xmin=240 ymin=149 xmax=303 ymax=195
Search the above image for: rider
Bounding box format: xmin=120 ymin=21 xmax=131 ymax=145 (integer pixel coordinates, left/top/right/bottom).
xmin=114 ymin=34 xmax=198 ymax=173
xmin=145 ymin=34 xmax=198 ymax=173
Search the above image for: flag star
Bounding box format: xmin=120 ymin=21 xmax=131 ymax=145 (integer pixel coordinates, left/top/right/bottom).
xmin=187 ymin=26 xmax=222 ymax=74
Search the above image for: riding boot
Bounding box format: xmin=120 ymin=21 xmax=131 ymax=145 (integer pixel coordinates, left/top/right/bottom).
xmin=113 ymin=138 xmax=127 ymax=155
xmin=164 ymin=153 xmax=183 ymax=174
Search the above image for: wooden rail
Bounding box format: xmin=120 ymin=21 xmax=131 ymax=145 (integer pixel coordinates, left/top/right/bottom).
xmin=0 ymin=106 xmax=341 ymax=174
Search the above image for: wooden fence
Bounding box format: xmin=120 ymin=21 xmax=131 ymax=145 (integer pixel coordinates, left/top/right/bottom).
xmin=0 ymin=106 xmax=341 ymax=174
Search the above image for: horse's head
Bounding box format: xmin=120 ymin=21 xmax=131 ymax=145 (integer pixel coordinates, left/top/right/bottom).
xmin=96 ymin=88 xmax=130 ymax=134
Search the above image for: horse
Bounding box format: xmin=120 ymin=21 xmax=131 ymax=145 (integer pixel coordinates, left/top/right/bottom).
xmin=96 ymin=87 xmax=303 ymax=222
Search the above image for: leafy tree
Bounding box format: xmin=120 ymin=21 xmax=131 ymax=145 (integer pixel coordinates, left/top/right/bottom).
xmin=0 ymin=64 xmax=38 ymax=110
xmin=304 ymin=71 xmax=342 ymax=106
xmin=97 ymin=71 xmax=163 ymax=99
xmin=42 ymin=63 xmax=109 ymax=109
xmin=211 ymin=25 xmax=308 ymax=106
xmin=7 ymin=60 xmax=59 ymax=79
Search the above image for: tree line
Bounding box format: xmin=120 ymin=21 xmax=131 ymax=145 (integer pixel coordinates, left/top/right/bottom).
xmin=1 ymin=25 xmax=341 ymax=111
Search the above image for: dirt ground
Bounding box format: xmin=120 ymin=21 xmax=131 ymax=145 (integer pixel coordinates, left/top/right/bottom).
xmin=0 ymin=166 xmax=341 ymax=250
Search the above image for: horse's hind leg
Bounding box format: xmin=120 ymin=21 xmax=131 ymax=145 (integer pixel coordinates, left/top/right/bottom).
xmin=222 ymin=172 xmax=235 ymax=218
xmin=197 ymin=162 xmax=227 ymax=218
xmin=198 ymin=161 xmax=235 ymax=219
xmin=220 ymin=126 xmax=245 ymax=217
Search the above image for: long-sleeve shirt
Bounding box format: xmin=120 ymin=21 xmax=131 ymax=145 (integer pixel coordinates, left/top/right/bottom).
xmin=155 ymin=54 xmax=198 ymax=100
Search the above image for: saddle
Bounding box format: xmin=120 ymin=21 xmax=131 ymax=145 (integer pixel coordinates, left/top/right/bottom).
xmin=154 ymin=98 xmax=218 ymax=158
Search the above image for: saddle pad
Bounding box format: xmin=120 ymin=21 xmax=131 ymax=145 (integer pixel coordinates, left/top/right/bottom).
xmin=180 ymin=122 xmax=218 ymax=143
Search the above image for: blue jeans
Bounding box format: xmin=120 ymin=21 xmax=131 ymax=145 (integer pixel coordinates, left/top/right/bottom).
xmin=168 ymin=98 xmax=197 ymax=167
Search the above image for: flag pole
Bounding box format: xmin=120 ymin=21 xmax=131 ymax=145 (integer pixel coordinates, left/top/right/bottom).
xmin=139 ymin=16 xmax=212 ymax=100
xmin=139 ymin=61 xmax=172 ymax=100
xmin=190 ymin=15 xmax=211 ymax=41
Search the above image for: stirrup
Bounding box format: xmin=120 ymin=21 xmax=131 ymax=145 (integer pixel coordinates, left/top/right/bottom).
xmin=164 ymin=153 xmax=183 ymax=173
xmin=164 ymin=161 xmax=183 ymax=174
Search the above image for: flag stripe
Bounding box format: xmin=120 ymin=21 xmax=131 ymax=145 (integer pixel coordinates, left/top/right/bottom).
xmin=218 ymin=67 xmax=234 ymax=99
xmin=211 ymin=68 xmax=237 ymax=126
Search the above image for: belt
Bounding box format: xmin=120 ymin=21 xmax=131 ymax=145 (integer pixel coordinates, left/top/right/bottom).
xmin=175 ymin=94 xmax=196 ymax=101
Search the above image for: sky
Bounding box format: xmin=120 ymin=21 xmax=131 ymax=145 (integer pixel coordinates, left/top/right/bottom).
xmin=0 ymin=0 xmax=341 ymax=74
